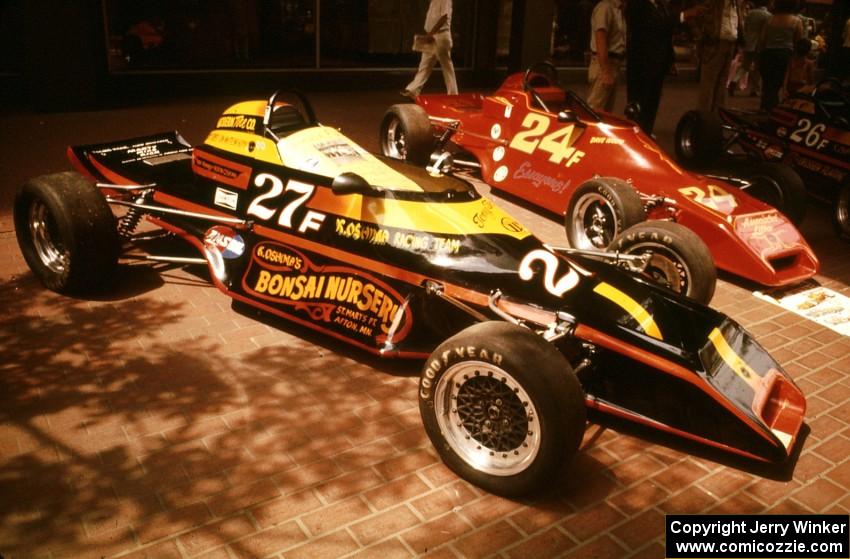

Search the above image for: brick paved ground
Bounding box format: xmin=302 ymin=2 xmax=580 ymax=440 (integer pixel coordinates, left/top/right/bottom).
xmin=1 ymin=81 xmax=849 ymax=559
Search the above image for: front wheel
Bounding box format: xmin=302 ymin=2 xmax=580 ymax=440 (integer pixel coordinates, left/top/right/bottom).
xmin=379 ymin=104 xmax=435 ymax=165
xmin=738 ymin=162 xmax=807 ymax=226
xmin=419 ymin=321 xmax=585 ymax=497
xmin=14 ymin=172 xmax=120 ymax=294
xmin=609 ymin=221 xmax=717 ymax=305
xmin=834 ymin=182 xmax=850 ymax=240
xmin=565 ymin=177 xmax=646 ymax=250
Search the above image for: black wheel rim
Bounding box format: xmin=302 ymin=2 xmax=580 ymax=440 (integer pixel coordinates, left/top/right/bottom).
xmin=571 ymin=193 xmax=618 ymax=249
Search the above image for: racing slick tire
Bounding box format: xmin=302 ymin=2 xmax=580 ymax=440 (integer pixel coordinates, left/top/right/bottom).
xmin=609 ymin=221 xmax=717 ymax=305
xmin=738 ymin=162 xmax=807 ymax=226
xmin=566 ymin=177 xmax=646 ymax=250
xmin=14 ymin=171 xmax=119 ymax=294
xmin=380 ymin=104 xmax=435 ymax=166
xmin=834 ymin=182 xmax=850 ymax=240
xmin=419 ymin=321 xmax=586 ymax=498
xmin=675 ymin=110 xmax=724 ymax=168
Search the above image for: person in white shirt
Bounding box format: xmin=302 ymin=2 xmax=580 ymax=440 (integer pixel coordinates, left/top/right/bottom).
xmin=587 ymin=0 xmax=626 ymax=112
xmin=401 ymin=0 xmax=458 ymax=98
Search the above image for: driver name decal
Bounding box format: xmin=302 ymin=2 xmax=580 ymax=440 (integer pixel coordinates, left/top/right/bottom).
xmin=243 ymin=241 xmax=412 ymax=345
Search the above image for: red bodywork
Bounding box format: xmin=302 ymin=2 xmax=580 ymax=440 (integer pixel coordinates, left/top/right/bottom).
xmin=415 ymin=73 xmax=819 ymax=287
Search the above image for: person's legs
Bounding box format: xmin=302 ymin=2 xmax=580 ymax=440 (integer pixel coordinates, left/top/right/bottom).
xmin=627 ymin=56 xmax=664 ymax=133
xmin=759 ymin=49 xmax=791 ymax=111
xmin=434 ymin=33 xmax=457 ymax=95
xmin=405 ymin=49 xmax=438 ymax=96
xmin=640 ymin=68 xmax=665 ymax=134
xmin=587 ymin=57 xmax=620 ymax=111
xmin=698 ymin=40 xmax=735 ymax=111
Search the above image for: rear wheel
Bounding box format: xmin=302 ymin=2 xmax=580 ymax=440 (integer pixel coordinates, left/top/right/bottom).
xmin=14 ymin=172 xmax=119 ymax=293
xmin=738 ymin=162 xmax=807 ymax=225
xmin=675 ymin=110 xmax=724 ymax=167
xmin=566 ymin=177 xmax=646 ymax=250
xmin=379 ymin=104 xmax=435 ymax=165
xmin=609 ymin=221 xmax=717 ymax=305
xmin=835 ymin=182 xmax=850 ymax=240
xmin=419 ymin=321 xmax=585 ymax=497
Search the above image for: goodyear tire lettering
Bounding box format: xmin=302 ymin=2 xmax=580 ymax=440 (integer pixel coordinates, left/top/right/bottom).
xmin=419 ymin=347 xmax=504 ymax=400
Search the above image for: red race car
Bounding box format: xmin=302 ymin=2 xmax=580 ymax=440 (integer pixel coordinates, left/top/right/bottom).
xmin=379 ymin=62 xmax=819 ymax=304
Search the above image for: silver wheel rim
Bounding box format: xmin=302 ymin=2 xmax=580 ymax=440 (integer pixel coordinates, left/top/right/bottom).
xmin=838 ymin=187 xmax=850 ymax=233
xmin=28 ymin=200 xmax=69 ymax=275
xmin=679 ymin=118 xmax=697 ymax=159
xmin=383 ymin=117 xmax=407 ymax=160
xmin=571 ymin=193 xmax=618 ymax=249
xmin=625 ymin=242 xmax=691 ymax=295
xmin=434 ymin=360 xmax=540 ymax=476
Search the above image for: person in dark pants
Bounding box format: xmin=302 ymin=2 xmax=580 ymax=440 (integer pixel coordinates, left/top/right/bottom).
xmin=625 ymin=0 xmax=703 ymax=134
xmin=758 ymin=0 xmax=802 ymax=111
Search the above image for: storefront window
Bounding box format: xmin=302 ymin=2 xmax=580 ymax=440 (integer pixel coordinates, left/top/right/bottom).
xmin=103 ymin=0 xmax=474 ymax=71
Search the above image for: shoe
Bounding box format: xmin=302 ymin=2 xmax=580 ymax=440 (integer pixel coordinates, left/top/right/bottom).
xmin=727 ymin=81 xmax=737 ymax=97
xmin=399 ymin=89 xmax=416 ymax=99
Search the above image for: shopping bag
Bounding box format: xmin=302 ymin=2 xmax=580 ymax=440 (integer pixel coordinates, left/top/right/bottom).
xmin=413 ymin=34 xmax=436 ymax=53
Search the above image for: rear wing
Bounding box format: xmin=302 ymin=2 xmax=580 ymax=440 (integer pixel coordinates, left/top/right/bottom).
xmin=68 ymin=131 xmax=193 ymax=185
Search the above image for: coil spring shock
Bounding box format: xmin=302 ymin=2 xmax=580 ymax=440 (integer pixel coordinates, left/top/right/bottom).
xmin=117 ymin=192 xmax=150 ymax=239
xmin=117 ymin=206 xmax=143 ymax=238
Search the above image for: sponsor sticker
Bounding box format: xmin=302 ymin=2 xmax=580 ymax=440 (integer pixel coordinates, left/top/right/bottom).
xmin=732 ymin=211 xmax=801 ymax=257
xmin=243 ymin=242 xmax=412 ymax=344
xmin=764 ymin=145 xmax=784 ymax=160
xmin=204 ymin=226 xmax=245 ymax=259
xmin=214 ymin=187 xmax=239 ymax=210
xmin=493 ymin=165 xmax=508 ymax=182
xmin=512 ymin=161 xmax=571 ymax=194
xmin=216 ymin=114 xmax=259 ymax=132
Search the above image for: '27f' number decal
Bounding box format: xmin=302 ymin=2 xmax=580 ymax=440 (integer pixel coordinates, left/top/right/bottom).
xmin=247 ymin=173 xmax=326 ymax=233
xmin=509 ymin=114 xmax=586 ymax=167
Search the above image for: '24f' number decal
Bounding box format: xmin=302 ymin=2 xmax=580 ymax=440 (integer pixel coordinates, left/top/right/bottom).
xmin=789 ymin=118 xmax=828 ymax=150
xmin=247 ymin=173 xmax=326 ymax=233
xmin=508 ymin=114 xmax=586 ymax=167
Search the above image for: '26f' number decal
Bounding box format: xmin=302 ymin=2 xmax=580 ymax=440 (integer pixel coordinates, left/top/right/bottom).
xmin=508 ymin=114 xmax=586 ymax=167
xmin=789 ymin=118 xmax=828 ymax=150
xmin=247 ymin=173 xmax=326 ymax=233
xmin=518 ymin=249 xmax=579 ymax=296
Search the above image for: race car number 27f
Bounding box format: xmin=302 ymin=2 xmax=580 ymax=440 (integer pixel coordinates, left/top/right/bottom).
xmin=247 ymin=173 xmax=326 ymax=233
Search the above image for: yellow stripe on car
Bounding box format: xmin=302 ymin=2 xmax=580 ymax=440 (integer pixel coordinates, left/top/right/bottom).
xmin=593 ymin=282 xmax=662 ymax=340
xmin=707 ymin=327 xmax=761 ymax=390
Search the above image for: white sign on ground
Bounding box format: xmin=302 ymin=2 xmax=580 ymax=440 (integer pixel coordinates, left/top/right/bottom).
xmin=754 ymin=280 xmax=850 ymax=337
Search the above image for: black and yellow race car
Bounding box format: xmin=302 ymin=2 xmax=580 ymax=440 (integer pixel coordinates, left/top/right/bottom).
xmin=14 ymin=91 xmax=806 ymax=497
